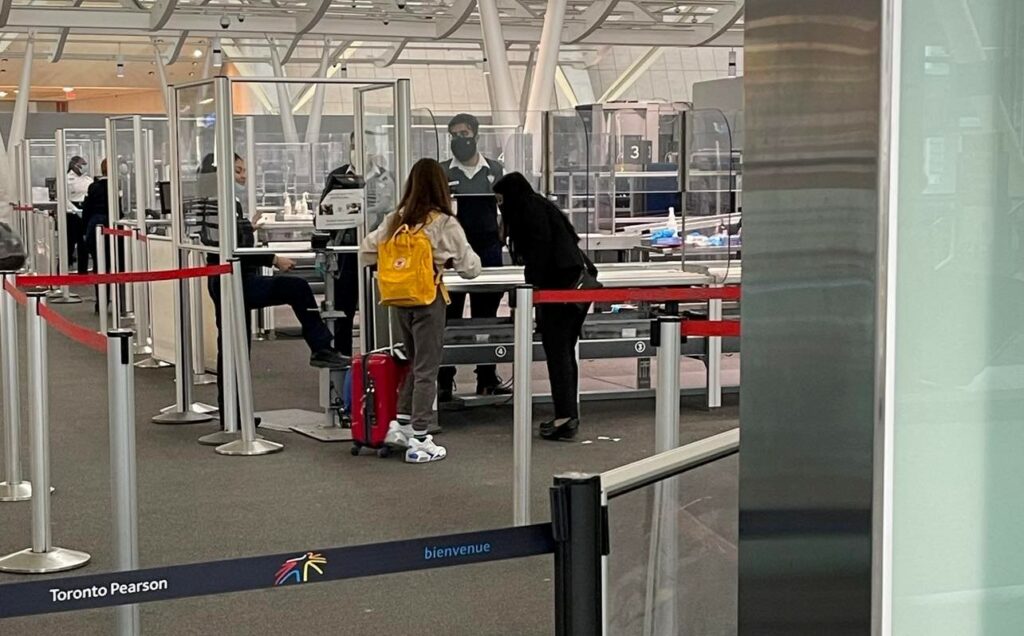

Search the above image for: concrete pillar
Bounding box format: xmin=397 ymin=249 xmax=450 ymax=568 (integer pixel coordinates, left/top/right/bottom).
xmin=477 ymin=0 xmax=520 ymax=127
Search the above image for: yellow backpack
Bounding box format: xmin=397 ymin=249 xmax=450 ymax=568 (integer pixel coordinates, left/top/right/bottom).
xmin=378 ymin=214 xmax=448 ymax=307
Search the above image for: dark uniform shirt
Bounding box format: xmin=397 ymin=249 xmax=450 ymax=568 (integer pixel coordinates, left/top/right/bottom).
xmin=443 ymin=156 xmax=504 ymax=253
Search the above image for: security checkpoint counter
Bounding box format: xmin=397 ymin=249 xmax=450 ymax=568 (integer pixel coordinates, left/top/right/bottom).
xmin=439 ymin=263 xmax=740 ymax=407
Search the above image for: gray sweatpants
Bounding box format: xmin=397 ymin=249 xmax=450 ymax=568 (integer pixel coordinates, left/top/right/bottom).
xmin=396 ymin=294 xmax=447 ymax=434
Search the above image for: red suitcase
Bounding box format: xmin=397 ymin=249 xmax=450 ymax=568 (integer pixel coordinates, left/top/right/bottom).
xmin=350 ymin=351 xmax=409 ymax=457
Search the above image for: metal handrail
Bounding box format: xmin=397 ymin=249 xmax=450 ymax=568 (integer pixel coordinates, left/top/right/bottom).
xmin=601 ymin=428 xmax=739 ymax=499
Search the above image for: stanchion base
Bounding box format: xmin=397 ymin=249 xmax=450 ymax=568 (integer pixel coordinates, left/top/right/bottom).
xmin=291 ymin=424 xmax=354 ymax=443
xmin=152 ymin=409 xmax=213 ymax=425
xmin=0 ymin=547 xmax=91 ymax=574
xmin=215 ymin=438 xmax=284 ymax=456
xmin=192 ymin=373 xmax=218 ymax=386
xmin=198 ymin=430 xmax=264 ymax=446
xmin=49 ymin=294 xmax=83 ymax=305
xmin=160 ymin=401 xmax=218 ymax=415
xmin=135 ymin=357 xmax=171 ymax=369
xmin=0 ymin=481 xmax=33 ymax=502
xmin=133 ymin=344 xmax=154 ymax=356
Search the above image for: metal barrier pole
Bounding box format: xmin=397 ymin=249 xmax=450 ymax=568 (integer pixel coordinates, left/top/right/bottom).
xmin=0 ymin=292 xmax=91 ymax=573
xmin=123 ymin=231 xmax=136 ymax=321
xmin=132 ymin=233 xmax=152 ymax=355
xmin=97 ymin=226 xmax=109 ymax=334
xmin=706 ymin=286 xmax=723 ymax=409
xmin=551 ymin=473 xmax=605 ymax=636
xmin=25 ymin=209 xmax=37 ymax=273
xmin=111 ymin=234 xmax=123 ymax=330
xmin=106 ymin=330 xmax=141 ymax=635
xmin=513 ymin=285 xmax=534 ymax=526
xmin=0 ymin=273 xmax=31 ymax=501
xmin=189 ymin=250 xmax=216 ymax=386
xmin=216 ymin=260 xmax=282 ymax=456
xmin=152 ymin=264 xmax=213 ymax=425
xmin=198 ymin=269 xmax=241 ymax=446
xmin=642 ymin=316 xmax=681 ymax=636
xmin=52 ymin=130 xmax=81 ymax=305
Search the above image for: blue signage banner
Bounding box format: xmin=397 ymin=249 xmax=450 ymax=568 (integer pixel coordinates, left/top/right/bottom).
xmin=0 ymin=523 xmax=555 ymax=619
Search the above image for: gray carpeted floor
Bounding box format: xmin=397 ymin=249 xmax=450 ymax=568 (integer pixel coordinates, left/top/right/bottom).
xmin=0 ymin=299 xmax=738 ymax=636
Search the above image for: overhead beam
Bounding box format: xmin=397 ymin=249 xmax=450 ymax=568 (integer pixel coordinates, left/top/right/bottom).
xmin=564 ymin=0 xmax=622 ymax=44
xmin=281 ymin=0 xmax=332 ymax=64
xmin=691 ymin=1 xmax=745 ymax=46
xmin=0 ymin=0 xmax=11 ymax=29
xmin=598 ymin=46 xmax=664 ymax=103
xmin=150 ymin=0 xmax=178 ymax=31
xmin=49 ymin=29 xmax=69 ymax=62
xmin=435 ymin=0 xmax=475 ymax=39
xmin=374 ymin=40 xmax=407 ymax=68
xmin=0 ymin=8 xmax=744 ymax=47
xmin=165 ymin=30 xmax=189 ymax=65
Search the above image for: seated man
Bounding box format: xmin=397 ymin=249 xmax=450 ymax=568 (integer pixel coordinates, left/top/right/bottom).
xmin=203 ymin=153 xmax=349 ymax=418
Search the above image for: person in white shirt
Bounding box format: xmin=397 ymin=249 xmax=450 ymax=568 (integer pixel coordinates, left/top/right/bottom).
xmin=360 ymin=158 xmax=481 ymax=463
xmin=65 ymin=156 xmax=92 ymax=272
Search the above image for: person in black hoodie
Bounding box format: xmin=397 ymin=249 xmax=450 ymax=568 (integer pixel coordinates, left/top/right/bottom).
xmin=492 ymin=172 xmax=597 ymax=441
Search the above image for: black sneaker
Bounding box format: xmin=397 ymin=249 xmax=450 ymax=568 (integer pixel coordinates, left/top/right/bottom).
xmin=539 ymin=418 xmax=579 ymax=441
xmin=438 ymin=383 xmax=455 ymax=403
xmin=310 ymin=349 xmax=351 ymax=369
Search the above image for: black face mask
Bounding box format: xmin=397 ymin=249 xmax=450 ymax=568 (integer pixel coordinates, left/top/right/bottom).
xmin=451 ymin=136 xmax=477 ymax=163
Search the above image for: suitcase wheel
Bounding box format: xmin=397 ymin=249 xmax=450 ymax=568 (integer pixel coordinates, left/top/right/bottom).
xmin=377 ymin=446 xmax=392 ymax=459
xmin=350 ymin=443 xmax=362 ymax=456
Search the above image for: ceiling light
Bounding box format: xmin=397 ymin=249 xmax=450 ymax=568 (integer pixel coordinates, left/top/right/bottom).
xmin=0 ymin=91 xmax=7 ymax=98
xmin=193 ymin=48 xmax=204 ymax=58
xmin=62 ymin=86 xmax=74 ymax=93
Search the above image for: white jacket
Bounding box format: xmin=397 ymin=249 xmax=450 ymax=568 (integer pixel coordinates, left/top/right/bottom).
xmin=67 ymin=171 xmax=92 ymax=205
xmin=360 ymin=211 xmax=482 ymax=279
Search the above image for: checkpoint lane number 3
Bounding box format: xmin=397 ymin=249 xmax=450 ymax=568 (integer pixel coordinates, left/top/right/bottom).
xmin=634 ymin=341 xmax=647 ymax=354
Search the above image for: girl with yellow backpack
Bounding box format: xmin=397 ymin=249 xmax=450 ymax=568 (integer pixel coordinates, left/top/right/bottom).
xmin=360 ymin=158 xmax=481 ymax=463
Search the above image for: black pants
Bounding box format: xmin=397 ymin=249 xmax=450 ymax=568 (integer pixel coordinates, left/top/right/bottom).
xmin=439 ymin=243 xmax=504 ymax=389
xmin=537 ymin=304 xmax=588 ymax=420
xmin=66 ymin=213 xmax=87 ymax=274
xmin=331 ymin=260 xmax=359 ymax=357
xmin=209 ymin=272 xmax=334 ymax=412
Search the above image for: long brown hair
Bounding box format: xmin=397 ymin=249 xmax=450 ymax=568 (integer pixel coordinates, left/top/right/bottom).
xmin=388 ymin=158 xmax=453 ymax=235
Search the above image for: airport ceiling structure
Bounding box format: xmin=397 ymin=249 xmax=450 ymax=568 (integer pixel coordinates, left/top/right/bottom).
xmin=0 ymin=1 xmax=743 ymax=68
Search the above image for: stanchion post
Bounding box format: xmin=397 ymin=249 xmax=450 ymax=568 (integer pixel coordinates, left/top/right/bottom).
xmin=706 ymin=285 xmax=723 ymax=409
xmin=133 ymin=232 xmax=153 ymax=355
xmin=153 ymin=266 xmax=213 ymax=425
xmin=0 ymin=292 xmax=91 ymax=573
xmin=215 ymin=260 xmax=283 ymax=456
xmin=551 ymin=473 xmax=605 ymax=636
xmin=0 ymin=273 xmax=31 ymax=501
xmin=654 ymin=316 xmax=682 ymax=451
xmin=97 ymin=226 xmax=109 ymax=334
xmin=513 ymin=285 xmax=534 ymax=526
xmin=106 ymin=330 xmax=141 ymax=635
xmin=197 ymin=268 xmax=240 ymax=445
xmin=642 ymin=316 xmax=681 ymax=636
xmin=189 ymin=250 xmax=216 ymax=385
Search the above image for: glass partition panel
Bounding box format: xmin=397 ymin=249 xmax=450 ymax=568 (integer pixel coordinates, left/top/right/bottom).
xmin=411 ymin=107 xmax=441 ymax=163
xmin=62 ymin=129 xmax=106 ymax=209
xmin=111 ymin=118 xmax=137 ymax=222
xmin=27 ymin=139 xmax=57 ymax=203
xmin=607 ymin=458 xmax=738 ymax=635
xmin=359 ymin=84 xmax=398 ymax=234
xmin=174 ymin=81 xmax=220 ymax=249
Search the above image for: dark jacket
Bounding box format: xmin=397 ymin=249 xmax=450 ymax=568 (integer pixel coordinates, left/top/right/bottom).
xmin=492 ymin=172 xmax=584 ymax=290
xmin=81 ymin=178 xmax=110 ymax=225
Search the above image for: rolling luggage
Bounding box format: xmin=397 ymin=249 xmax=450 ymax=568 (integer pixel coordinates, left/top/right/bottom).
xmin=350 ymin=351 xmax=409 ymax=457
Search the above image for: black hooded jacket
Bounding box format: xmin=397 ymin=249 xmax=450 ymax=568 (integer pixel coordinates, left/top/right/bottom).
xmin=493 ymin=173 xmax=584 ymax=290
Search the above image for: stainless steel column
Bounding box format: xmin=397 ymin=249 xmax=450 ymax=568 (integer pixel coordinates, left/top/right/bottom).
xmin=706 ymin=286 xmax=723 ymax=408
xmin=51 ymin=130 xmax=81 ymax=304
xmin=0 ymin=292 xmax=90 ymax=573
xmin=395 ymin=79 xmax=412 ymax=196
xmin=0 ymin=273 xmax=31 ymax=501
xmin=106 ymin=330 xmax=141 ymax=635
xmin=512 ymin=285 xmax=534 ymax=526
xmin=740 ymin=1 xmax=887 ymax=632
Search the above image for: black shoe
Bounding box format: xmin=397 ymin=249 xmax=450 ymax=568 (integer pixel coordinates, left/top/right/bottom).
xmin=477 ymin=383 xmax=512 ymax=396
xmin=310 ymin=349 xmax=351 ymax=369
xmin=438 ymin=383 xmax=455 ymax=403
xmin=539 ymin=418 xmax=579 ymax=441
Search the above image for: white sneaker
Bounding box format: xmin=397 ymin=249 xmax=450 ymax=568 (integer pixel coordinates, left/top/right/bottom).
xmin=384 ymin=421 xmax=415 ymax=449
xmin=405 ymin=435 xmax=447 ymax=464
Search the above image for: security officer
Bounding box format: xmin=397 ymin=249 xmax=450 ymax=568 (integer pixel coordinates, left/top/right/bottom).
xmin=437 ymin=113 xmax=510 ymax=400
xmin=320 ymin=131 xmax=396 ymax=356
xmin=65 ymin=156 xmax=91 ymax=273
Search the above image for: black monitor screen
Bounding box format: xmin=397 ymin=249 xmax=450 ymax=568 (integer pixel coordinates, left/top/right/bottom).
xmin=158 ymin=181 xmax=172 ymax=216
xmin=45 ymin=178 xmax=57 ymax=202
